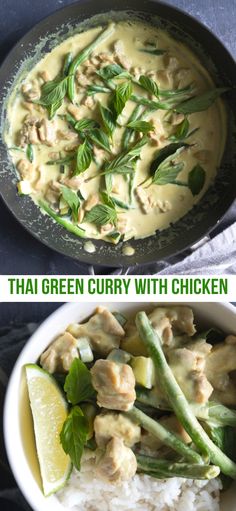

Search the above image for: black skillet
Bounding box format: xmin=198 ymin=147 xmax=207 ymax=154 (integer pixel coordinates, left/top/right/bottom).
xmin=0 ymin=0 xmax=236 ymax=269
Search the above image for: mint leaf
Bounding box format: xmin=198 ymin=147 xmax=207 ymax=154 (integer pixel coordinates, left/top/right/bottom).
xmin=75 ymin=140 xmax=92 ymax=174
xmin=127 ymin=120 xmax=154 ymax=133
xmin=139 ymin=75 xmax=159 ymax=98
xmin=64 ymin=358 xmax=95 ymax=405
xmin=85 ymin=204 xmax=117 ymax=226
xmin=188 ymin=164 xmax=206 ymax=196
xmin=113 ymin=81 xmax=132 ymax=117
xmin=88 ymin=128 xmax=111 ymax=152
xmin=176 ymin=87 xmax=229 ymax=114
xmin=61 ymin=186 xmax=80 ymax=222
xmin=60 ymin=405 xmax=88 ymax=470
xmin=99 ymin=103 xmax=116 ymax=137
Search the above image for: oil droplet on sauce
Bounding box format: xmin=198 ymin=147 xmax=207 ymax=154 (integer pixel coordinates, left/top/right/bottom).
xmin=84 ymin=240 xmax=96 ymax=253
xmin=122 ymin=245 xmax=135 ymax=256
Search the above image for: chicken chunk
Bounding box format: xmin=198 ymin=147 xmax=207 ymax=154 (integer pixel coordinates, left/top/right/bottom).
xmin=67 ymin=307 xmax=125 ymax=356
xmin=205 ymin=335 xmax=236 ymax=405
xmin=38 ymin=119 xmax=56 ymax=146
xmin=149 ymin=306 xmax=196 ymax=347
xmin=168 ymin=347 xmax=213 ymax=404
xmin=91 ymin=360 xmax=136 ymax=411
xmin=94 ymin=412 xmax=141 ymax=448
xmin=17 ymin=159 xmax=36 ymax=182
xmin=22 ymin=81 xmax=40 ymax=101
xmin=40 ymin=331 xmax=78 ymax=373
xmin=114 ymin=40 xmax=132 ymax=70
xmin=19 ymin=115 xmax=41 ymax=146
xmin=96 ymin=437 xmax=137 ymax=483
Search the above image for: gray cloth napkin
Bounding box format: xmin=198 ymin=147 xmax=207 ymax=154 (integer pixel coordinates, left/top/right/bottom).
xmin=159 ymin=222 xmax=236 ymax=275
xmin=114 ymin=203 xmax=236 ymax=276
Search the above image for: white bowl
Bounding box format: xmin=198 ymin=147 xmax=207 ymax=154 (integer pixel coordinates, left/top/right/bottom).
xmin=3 ymin=302 xmax=236 ymax=511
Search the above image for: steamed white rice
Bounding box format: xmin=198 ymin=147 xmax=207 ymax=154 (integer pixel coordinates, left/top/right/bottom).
xmin=57 ymin=450 xmax=222 ymax=511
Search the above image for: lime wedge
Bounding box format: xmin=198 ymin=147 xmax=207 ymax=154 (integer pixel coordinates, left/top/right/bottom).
xmin=25 ymin=364 xmax=72 ymax=496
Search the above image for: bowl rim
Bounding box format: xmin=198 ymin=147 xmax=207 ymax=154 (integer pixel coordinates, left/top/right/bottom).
xmin=3 ymin=301 xmax=236 ymax=511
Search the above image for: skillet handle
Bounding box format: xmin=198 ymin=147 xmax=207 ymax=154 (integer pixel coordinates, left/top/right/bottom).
xmin=189 ymin=235 xmax=211 ymax=252
xmin=88 ymin=265 xmax=131 ymax=275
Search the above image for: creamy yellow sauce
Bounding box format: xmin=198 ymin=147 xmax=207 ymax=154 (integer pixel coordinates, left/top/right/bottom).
xmin=5 ymin=20 xmax=227 ymax=244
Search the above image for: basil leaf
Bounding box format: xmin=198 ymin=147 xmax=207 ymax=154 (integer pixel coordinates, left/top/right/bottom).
xmin=85 ymin=204 xmax=117 ymax=226
xmin=104 ymin=135 xmax=148 ymax=175
xmin=88 ymin=128 xmax=111 ymax=152
xmin=125 ymin=135 xmax=149 ymax=160
xmin=61 ymin=186 xmax=80 ymax=222
xmin=47 ymin=99 xmax=63 ymax=119
xmin=170 ymin=118 xmax=190 ymax=141
xmin=38 ymin=76 xmax=69 ymax=106
xmin=153 ymin=162 xmax=184 ymax=185
xmin=139 ymin=75 xmax=159 ymax=98
xmin=60 ymin=405 xmax=89 ymax=470
xmin=139 ymin=48 xmax=166 ymax=56
xmin=127 ymin=120 xmax=154 ymax=133
xmin=74 ymin=119 xmax=99 ymax=132
xmin=75 ymin=140 xmax=92 ymax=174
xmin=26 ymin=144 xmax=34 ymax=163
xmin=176 ymin=87 xmax=229 ymax=114
xmin=105 ymin=174 xmax=113 ymax=195
xmin=188 ymin=164 xmax=206 ymax=196
xmin=169 ymin=118 xmax=200 ymax=142
xmin=110 ymin=196 xmax=133 ymax=210
xmin=97 ymin=63 xmax=130 ymax=80
xmin=150 ymin=142 xmax=188 ymax=176
xmin=100 ymin=191 xmax=116 ymax=209
xmin=46 ymin=154 xmax=75 ymax=165
xmin=99 ymin=103 xmax=116 ymax=137
xmin=113 ymin=81 xmax=132 ymax=117
xmin=64 ymin=358 xmax=96 ymax=405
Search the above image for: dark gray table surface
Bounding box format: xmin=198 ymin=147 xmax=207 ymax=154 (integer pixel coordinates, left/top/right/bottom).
xmin=0 ymin=0 xmax=236 ymax=276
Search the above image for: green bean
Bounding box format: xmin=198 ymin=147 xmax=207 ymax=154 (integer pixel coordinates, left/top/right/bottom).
xmin=135 ymin=312 xmax=236 ymax=479
xmin=126 ymin=406 xmax=203 ymax=464
xmin=136 ymin=455 xmax=220 ymax=480
xmin=67 ymin=23 xmax=115 ymax=102
xmin=39 ymin=200 xmax=86 ymax=238
xmin=136 ymin=388 xmax=236 ymax=427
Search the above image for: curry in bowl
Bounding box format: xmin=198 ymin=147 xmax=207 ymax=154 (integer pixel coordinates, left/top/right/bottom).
xmin=23 ymin=305 xmax=236 ymax=510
